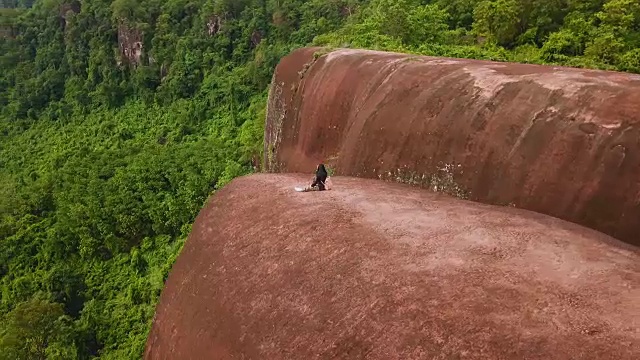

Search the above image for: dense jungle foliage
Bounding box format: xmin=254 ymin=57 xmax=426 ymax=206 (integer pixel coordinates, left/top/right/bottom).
xmin=1 ymin=0 xmax=639 ymax=358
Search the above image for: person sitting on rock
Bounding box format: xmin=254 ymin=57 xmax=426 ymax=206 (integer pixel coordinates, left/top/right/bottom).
xmin=310 ymin=163 xmax=328 ymax=191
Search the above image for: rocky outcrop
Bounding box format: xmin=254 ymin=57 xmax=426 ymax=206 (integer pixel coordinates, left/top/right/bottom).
xmin=250 ymin=30 xmax=262 ymax=48
xmin=0 ymin=23 xmax=14 ymax=39
xmin=144 ymin=174 xmax=640 ymax=359
xmin=206 ymin=15 xmax=222 ymax=36
xmin=59 ymin=1 xmax=80 ymax=30
xmin=117 ymin=21 xmax=143 ymax=67
xmin=264 ymin=47 xmax=640 ymax=246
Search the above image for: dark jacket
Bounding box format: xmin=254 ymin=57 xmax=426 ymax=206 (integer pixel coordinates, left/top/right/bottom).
xmin=312 ymin=164 xmax=328 ymax=190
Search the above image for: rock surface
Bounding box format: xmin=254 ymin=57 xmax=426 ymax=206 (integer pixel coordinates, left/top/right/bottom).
xmin=264 ymin=47 xmax=640 ymax=246
xmin=144 ymin=174 xmax=640 ymax=360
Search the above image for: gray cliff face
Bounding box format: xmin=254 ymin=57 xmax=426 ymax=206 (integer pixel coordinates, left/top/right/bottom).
xmin=117 ymin=21 xmax=144 ymax=67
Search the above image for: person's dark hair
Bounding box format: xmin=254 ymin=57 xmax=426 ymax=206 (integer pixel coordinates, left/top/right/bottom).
xmin=316 ymin=163 xmax=327 ymax=176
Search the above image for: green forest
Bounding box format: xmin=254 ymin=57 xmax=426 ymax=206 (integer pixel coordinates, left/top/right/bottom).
xmin=0 ymin=0 xmax=638 ymax=358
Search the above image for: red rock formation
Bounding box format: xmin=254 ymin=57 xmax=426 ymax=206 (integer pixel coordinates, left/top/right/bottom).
xmin=144 ymin=174 xmax=640 ymax=359
xmin=264 ymin=47 xmax=640 ymax=246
